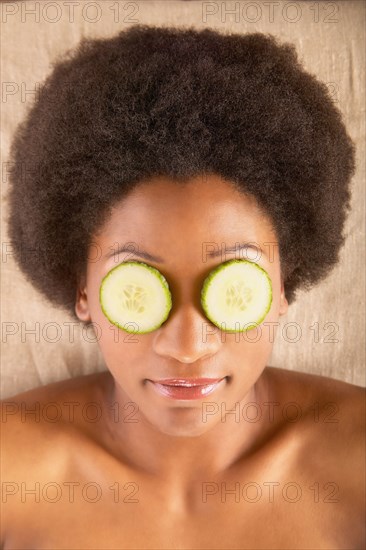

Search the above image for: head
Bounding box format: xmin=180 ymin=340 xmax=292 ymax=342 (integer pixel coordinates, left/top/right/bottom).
xmin=74 ymin=173 xmax=288 ymax=435
xmin=6 ymin=25 xmax=356 ymax=435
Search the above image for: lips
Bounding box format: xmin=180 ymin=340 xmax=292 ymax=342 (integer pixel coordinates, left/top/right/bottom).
xmin=154 ymin=378 xmax=224 ymax=386
xmin=146 ymin=377 xmax=227 ymax=400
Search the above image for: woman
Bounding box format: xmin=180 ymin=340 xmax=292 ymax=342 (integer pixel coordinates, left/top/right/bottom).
xmin=1 ymin=25 xmax=364 ymax=549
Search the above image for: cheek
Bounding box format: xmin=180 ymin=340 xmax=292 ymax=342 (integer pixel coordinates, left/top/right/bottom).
xmin=256 ymin=264 xmax=283 ymax=350
xmin=85 ymin=277 xmax=133 ymax=362
xmin=95 ymin=314 xmax=149 ymax=368
xmin=265 ymin=261 xmax=283 ymax=318
xmin=224 ymin=264 xmax=282 ymax=365
xmin=224 ymin=326 xmax=273 ymax=370
xmin=88 ymin=279 xmax=153 ymax=377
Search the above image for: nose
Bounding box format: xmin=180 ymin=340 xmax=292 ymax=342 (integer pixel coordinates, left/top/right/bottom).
xmin=152 ymin=302 xmax=221 ymax=364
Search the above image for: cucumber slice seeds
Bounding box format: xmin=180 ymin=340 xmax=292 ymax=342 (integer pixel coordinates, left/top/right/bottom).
xmin=99 ymin=261 xmax=172 ymax=334
xmin=99 ymin=258 xmax=272 ymax=334
xmin=200 ymin=259 xmax=272 ymax=333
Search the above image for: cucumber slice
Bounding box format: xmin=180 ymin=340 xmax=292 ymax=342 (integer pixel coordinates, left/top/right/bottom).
xmin=201 ymin=259 xmax=272 ymax=333
xmin=99 ymin=261 xmax=172 ymax=334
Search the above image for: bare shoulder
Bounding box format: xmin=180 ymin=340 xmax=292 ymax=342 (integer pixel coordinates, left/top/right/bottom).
xmin=265 ymin=366 xmax=365 ymax=467
xmin=0 ymin=372 xmax=112 ymax=544
xmin=0 ymin=371 xmax=111 ymax=473
xmin=266 ymin=365 xmax=365 ymax=422
xmin=266 ymin=366 xmax=365 ymax=503
xmin=1 ymin=370 xmax=110 ymax=415
xmin=1 ymin=370 xmax=110 ymax=407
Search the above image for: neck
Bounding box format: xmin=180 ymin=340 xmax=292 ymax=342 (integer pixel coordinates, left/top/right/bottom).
xmin=101 ymin=369 xmax=272 ymax=486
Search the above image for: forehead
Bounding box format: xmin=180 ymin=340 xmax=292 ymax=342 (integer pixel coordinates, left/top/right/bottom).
xmin=85 ymin=174 xmax=281 ymax=290
xmin=96 ymin=174 xmax=276 ymax=249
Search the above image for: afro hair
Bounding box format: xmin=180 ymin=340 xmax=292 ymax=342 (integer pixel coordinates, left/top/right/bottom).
xmin=5 ymin=24 xmax=356 ymax=322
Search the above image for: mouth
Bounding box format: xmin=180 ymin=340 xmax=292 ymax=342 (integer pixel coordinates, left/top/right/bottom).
xmin=145 ymin=376 xmax=228 ymax=400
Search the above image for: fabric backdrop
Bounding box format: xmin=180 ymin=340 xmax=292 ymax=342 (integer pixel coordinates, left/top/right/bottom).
xmin=1 ymin=0 xmax=365 ymax=398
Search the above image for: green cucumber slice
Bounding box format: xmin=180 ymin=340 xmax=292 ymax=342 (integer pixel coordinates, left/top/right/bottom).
xmin=201 ymin=259 xmax=272 ymax=333
xmin=99 ymin=261 xmax=172 ymax=334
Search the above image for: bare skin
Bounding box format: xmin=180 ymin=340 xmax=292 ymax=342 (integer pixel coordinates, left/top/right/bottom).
xmin=1 ymin=368 xmax=365 ymax=549
xmin=1 ymin=174 xmax=365 ymax=549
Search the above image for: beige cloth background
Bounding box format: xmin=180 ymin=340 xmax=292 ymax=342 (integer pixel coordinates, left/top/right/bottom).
xmin=1 ymin=0 xmax=365 ymax=399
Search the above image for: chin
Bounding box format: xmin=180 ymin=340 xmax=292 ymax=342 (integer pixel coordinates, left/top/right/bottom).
xmin=148 ymin=407 xmax=218 ymax=438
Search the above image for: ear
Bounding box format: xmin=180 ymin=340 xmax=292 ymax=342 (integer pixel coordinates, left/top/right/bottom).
xmin=75 ymin=276 xmax=91 ymax=322
xmin=279 ymin=278 xmax=288 ymax=316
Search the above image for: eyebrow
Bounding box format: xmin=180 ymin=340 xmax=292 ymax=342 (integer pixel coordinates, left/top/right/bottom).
xmin=104 ymin=243 xmax=263 ymax=263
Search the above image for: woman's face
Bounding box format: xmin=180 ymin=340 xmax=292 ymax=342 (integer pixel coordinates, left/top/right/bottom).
xmin=75 ymin=174 xmax=288 ymax=436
